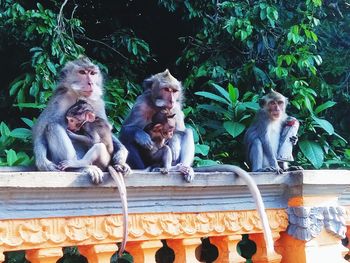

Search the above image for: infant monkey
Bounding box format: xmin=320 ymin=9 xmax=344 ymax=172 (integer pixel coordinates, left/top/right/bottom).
xmin=143 ymin=109 xmax=176 ymax=174
xmin=59 ymin=100 xmax=113 ymax=170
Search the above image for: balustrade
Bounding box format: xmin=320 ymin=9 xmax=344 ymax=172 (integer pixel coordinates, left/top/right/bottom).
xmin=0 ymin=169 xmax=350 ymax=262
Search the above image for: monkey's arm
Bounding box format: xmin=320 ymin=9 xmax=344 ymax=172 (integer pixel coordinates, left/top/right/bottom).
xmin=111 ymin=135 xmax=130 ymax=176
xmin=67 ymin=130 xmax=94 ymax=146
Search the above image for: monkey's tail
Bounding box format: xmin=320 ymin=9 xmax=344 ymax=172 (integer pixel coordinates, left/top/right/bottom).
xmin=193 ymin=165 xmax=274 ymax=254
xmin=108 ymin=166 xmax=128 ymax=257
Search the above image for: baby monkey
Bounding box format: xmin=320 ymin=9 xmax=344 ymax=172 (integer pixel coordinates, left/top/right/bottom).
xmin=143 ymin=109 xmax=176 ymax=174
xmin=59 ymin=100 xmax=113 ymax=170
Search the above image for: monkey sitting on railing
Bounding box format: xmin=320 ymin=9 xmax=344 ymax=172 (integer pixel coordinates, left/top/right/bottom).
xmin=142 ymin=109 xmax=176 ymax=174
xmin=244 ymin=90 xmax=301 ymax=173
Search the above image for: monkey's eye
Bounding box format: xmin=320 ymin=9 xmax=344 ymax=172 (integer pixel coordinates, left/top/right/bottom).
xmin=278 ymin=101 xmax=284 ymax=105
xmin=163 ymin=87 xmax=172 ymax=92
xmin=78 ymin=70 xmax=87 ymax=75
xmin=90 ymin=71 xmax=97 ymax=75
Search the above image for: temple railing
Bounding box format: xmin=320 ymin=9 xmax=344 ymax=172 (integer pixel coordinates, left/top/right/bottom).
xmin=1 ymin=169 xmax=350 ymax=262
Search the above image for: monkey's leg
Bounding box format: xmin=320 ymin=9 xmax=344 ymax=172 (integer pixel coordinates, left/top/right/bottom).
xmin=111 ymin=135 xmax=131 ymax=175
xmin=59 ymin=143 xmax=110 ymax=170
xmin=45 ymin=123 xmax=77 ymax=164
xmin=169 ymin=128 xmax=195 ymax=182
xmin=250 ymin=139 xmax=264 ymax=172
xmin=119 ymin=127 xmax=147 ymax=169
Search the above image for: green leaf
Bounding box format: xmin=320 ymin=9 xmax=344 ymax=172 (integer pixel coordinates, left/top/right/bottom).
xmin=312 ymin=116 xmax=334 ymax=135
xmin=241 ymin=102 xmax=259 ymax=111
xmin=21 ymin=118 xmax=34 ymax=128
xmin=223 ymin=121 xmax=245 ymax=138
xmin=314 ymin=101 xmax=336 ymax=114
xmin=6 ymin=149 xmax=17 ymax=166
xmin=211 ymin=83 xmax=230 ymax=103
xmin=195 ymin=91 xmax=230 ymax=105
xmin=10 ymin=128 xmax=32 ymax=139
xmin=46 ymin=61 xmax=57 ymax=75
xmin=299 ymin=140 xmax=324 ymax=168
xmin=228 ymin=83 xmax=239 ymax=104
xmin=0 ymin=122 xmax=11 ymax=137
xmin=195 ymin=144 xmax=210 ymax=156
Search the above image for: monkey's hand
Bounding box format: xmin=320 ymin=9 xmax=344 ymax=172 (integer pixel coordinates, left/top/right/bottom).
xmin=152 ymin=167 xmax=169 ymax=175
xmin=289 ymin=135 xmax=298 ymax=145
xmin=134 ymin=130 xmax=153 ymax=150
xmin=175 ymin=164 xmax=195 ymax=183
xmin=113 ymin=163 xmax=131 ymax=177
xmin=58 ymin=160 xmax=71 ymax=171
xmin=82 ymin=165 xmax=104 ymax=184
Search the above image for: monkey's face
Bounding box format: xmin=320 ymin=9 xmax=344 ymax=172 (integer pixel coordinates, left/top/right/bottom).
xmin=71 ymin=67 xmax=103 ymax=99
xmin=154 ymin=85 xmax=180 ymax=109
xmin=66 ymin=116 xmax=84 ymax=132
xmin=267 ymin=99 xmax=285 ymax=120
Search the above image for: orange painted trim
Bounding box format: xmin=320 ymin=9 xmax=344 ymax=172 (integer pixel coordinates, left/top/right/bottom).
xmin=0 ymin=209 xmax=288 ymax=252
xmin=288 ymin=196 xmax=338 ymax=207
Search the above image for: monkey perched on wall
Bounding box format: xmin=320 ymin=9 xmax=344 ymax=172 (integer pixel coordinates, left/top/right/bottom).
xmin=58 ymin=99 xmax=128 ymax=256
xmin=244 ymin=90 xmax=300 ymax=173
xmin=32 ymin=57 xmax=130 ymax=184
xmin=142 ymin=109 xmax=176 ymax=174
xmin=58 ymin=100 xmax=114 ymax=170
xmin=119 ymin=69 xmax=195 ymax=182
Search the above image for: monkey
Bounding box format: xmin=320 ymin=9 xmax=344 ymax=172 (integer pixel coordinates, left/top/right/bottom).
xmin=32 ymin=57 xmax=130 ymax=184
xmin=119 ymin=69 xmax=195 ymax=182
xmin=58 ymin=99 xmax=114 ymax=170
xmin=244 ymin=90 xmax=300 ymax=174
xmin=142 ymin=109 xmax=176 ymax=174
xmin=57 ymin=99 xmax=128 ymax=256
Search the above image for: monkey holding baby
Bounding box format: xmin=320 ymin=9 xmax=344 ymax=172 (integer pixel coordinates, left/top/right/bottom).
xmin=119 ymin=69 xmax=195 ymax=182
xmin=32 ymin=57 xmax=130 ymax=184
xmin=244 ymin=90 xmax=301 ymax=173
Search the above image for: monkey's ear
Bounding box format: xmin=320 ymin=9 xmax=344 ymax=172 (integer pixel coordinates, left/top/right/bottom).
xmin=153 ymin=124 xmax=163 ymax=132
xmin=142 ymin=78 xmax=154 ymax=91
xmin=85 ymin=112 xmax=96 ymax=122
xmin=259 ymin=98 xmax=266 ymax=108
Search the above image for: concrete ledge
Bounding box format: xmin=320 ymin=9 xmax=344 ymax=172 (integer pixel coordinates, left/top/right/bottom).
xmin=0 ymin=169 xmax=350 ymax=219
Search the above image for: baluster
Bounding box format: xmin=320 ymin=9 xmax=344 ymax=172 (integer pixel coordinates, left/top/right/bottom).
xmin=0 ymin=251 xmax=4 ymax=263
xmin=250 ymin=232 xmax=281 ymax=263
xmin=78 ymin=244 xmax=117 ymax=263
xmin=210 ymin=235 xmax=246 ymax=263
xmin=126 ymin=240 xmax=162 ymax=263
xmin=25 ymin=248 xmax=63 ymax=263
xmin=167 ymin=238 xmax=202 ymax=263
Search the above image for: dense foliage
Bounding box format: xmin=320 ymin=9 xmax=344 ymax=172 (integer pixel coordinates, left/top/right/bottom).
xmin=0 ymin=1 xmax=349 ymax=168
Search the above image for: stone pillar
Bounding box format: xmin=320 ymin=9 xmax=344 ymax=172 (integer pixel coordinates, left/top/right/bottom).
xmin=167 ymin=238 xmax=202 ymax=263
xmin=25 ymin=248 xmax=63 ymax=263
xmin=275 ymin=203 xmax=348 ymax=263
xmin=0 ymin=251 xmax=4 ymax=263
xmin=209 ymin=235 xmax=246 ymax=263
xmin=250 ymin=232 xmax=282 ymax=263
xmin=126 ymin=240 xmax=162 ymax=263
xmin=78 ymin=244 xmax=117 ymax=263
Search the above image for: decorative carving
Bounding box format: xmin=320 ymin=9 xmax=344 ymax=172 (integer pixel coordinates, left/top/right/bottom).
xmin=287 ymin=206 xmax=346 ymax=241
xmin=0 ymin=210 xmax=288 ymax=251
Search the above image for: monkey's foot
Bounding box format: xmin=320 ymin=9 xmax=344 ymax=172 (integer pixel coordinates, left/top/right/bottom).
xmin=82 ymin=165 xmax=104 ymax=184
xmin=285 ymin=165 xmax=304 ymax=171
xmin=179 ymin=165 xmax=195 ymax=183
xmin=37 ymin=160 xmax=60 ymax=171
xmin=113 ymin=163 xmax=131 ymax=176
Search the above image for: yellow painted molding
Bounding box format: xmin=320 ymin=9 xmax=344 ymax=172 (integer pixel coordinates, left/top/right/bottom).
xmin=0 ymin=209 xmax=287 ymax=252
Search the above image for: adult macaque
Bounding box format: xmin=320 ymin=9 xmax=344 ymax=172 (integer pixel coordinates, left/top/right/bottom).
xmin=58 ymin=99 xmax=128 ymax=256
xmin=142 ymin=109 xmax=176 ymax=174
xmin=32 ymin=57 xmax=130 ymax=184
xmin=119 ymin=69 xmax=195 ymax=182
xmin=244 ymin=90 xmax=300 ymax=173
